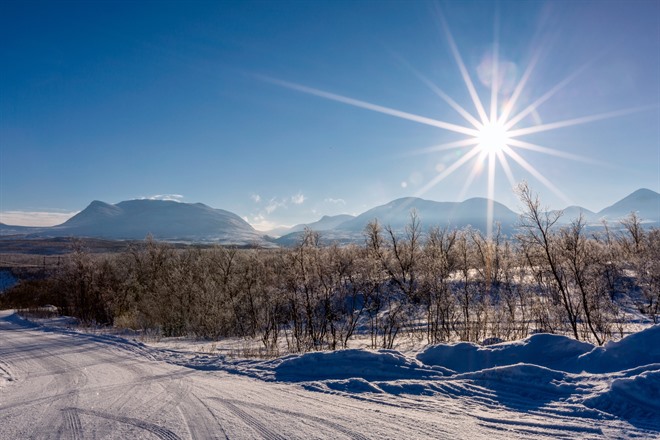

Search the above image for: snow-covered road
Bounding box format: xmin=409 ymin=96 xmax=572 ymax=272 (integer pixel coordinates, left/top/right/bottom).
xmin=1 ymin=310 xmax=657 ymax=439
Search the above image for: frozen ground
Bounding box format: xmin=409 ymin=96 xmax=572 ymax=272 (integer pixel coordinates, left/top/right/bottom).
xmin=1 ymin=310 xmax=658 ymax=439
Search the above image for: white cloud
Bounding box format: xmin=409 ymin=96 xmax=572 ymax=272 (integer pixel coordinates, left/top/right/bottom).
xmin=0 ymin=210 xmax=79 ymax=227
xmin=142 ymin=194 xmax=184 ymax=202
xmin=324 ymin=198 xmax=346 ymax=205
xmin=265 ymin=198 xmax=286 ymax=214
xmin=259 ymin=192 xmax=306 ymax=214
xmin=291 ymin=192 xmax=305 ymax=205
xmin=254 ymin=192 xmax=306 ymax=225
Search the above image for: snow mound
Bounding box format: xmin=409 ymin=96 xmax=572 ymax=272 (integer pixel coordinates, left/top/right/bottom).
xmin=584 ymin=369 xmax=660 ymax=424
xmin=576 ymin=325 xmax=660 ymax=373
xmin=417 ymin=333 xmax=593 ymax=373
xmin=416 ymin=326 xmax=660 ymax=375
xmin=304 ymin=377 xmax=384 ymax=394
xmin=273 ymin=349 xmax=445 ymax=382
xmin=455 ymin=363 xmax=578 ymax=407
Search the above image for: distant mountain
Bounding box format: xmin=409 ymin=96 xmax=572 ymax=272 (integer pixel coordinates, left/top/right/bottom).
xmin=547 ymin=189 xmax=659 ymax=226
xmin=2 ymin=189 xmax=657 ymax=246
xmin=596 ymin=188 xmax=660 ymax=222
xmin=276 ymin=197 xmax=519 ymax=246
xmin=0 ymin=223 xmax=45 ymax=237
xmin=337 ymin=197 xmax=518 ymax=233
xmin=550 ymin=206 xmax=597 ymax=224
xmin=25 ymin=199 xmax=267 ymax=245
xmin=265 ymin=214 xmax=356 ymax=239
xmin=263 ymin=225 xmax=295 ymax=238
xmin=289 ymin=214 xmax=356 ymax=233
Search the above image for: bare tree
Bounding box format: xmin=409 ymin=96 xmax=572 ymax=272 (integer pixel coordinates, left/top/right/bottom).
xmin=516 ymin=182 xmax=580 ymax=340
xmin=419 ymin=226 xmax=457 ymax=343
xmin=559 ymin=215 xmax=607 ymax=344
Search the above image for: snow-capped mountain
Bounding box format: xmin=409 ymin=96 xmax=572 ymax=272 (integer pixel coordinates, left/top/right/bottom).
xmin=550 ymin=188 xmax=660 ymax=225
xmin=1 ymin=189 xmax=658 ymax=246
xmin=276 ymin=189 xmax=660 ymax=246
xmin=288 ymin=214 xmax=356 ymax=233
xmin=596 ymin=188 xmax=660 ymax=222
xmin=5 ymin=199 xmax=266 ymax=245
xmin=264 ymin=215 xmax=357 ymax=238
xmin=275 ymin=197 xmax=520 ymax=245
xmin=336 ymin=197 xmax=518 ymax=233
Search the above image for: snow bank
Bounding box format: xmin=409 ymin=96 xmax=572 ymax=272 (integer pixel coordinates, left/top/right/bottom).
xmin=456 ymin=363 xmax=579 ymax=409
xmin=272 ymin=349 xmax=446 ymax=382
xmin=416 ymin=326 xmax=660 ymax=375
xmin=416 ymin=333 xmax=593 ymax=373
xmin=304 ymin=377 xmax=385 ymax=394
xmin=584 ymin=369 xmax=660 ymax=424
xmin=576 ymin=325 xmax=660 ymax=373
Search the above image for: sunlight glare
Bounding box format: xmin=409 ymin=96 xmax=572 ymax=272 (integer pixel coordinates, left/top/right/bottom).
xmin=477 ymin=121 xmax=510 ymax=154
xmin=259 ymin=7 xmax=654 ymax=242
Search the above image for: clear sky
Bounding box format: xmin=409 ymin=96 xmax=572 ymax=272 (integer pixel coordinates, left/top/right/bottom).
xmin=1 ymin=0 xmax=659 ymax=230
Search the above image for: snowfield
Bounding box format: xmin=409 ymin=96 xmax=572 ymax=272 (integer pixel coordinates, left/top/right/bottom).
xmin=1 ymin=310 xmax=658 ymax=439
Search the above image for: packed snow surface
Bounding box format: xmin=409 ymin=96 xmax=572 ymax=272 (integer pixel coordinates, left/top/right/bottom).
xmin=1 ymin=310 xmax=658 ymax=439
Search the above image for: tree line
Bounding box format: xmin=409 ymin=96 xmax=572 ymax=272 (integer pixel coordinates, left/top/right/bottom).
xmin=2 ymin=183 xmax=658 ymax=353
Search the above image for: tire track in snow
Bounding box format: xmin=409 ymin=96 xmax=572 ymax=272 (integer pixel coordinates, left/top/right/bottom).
xmin=66 ymin=407 xmax=181 ymax=440
xmin=12 ymin=339 xmax=90 ymax=440
xmin=0 ymin=358 xmax=15 ymax=385
xmin=138 ymin=370 xmax=194 ymax=432
xmin=475 ymin=417 xmax=603 ymax=440
xmin=283 ymin=385 xmax=458 ymax=438
xmin=426 ymin=378 xmax=608 ymax=437
xmin=242 ymin=400 xmax=370 ymax=440
xmin=39 ymin=324 xmax=160 ymax=363
xmin=212 ymin=398 xmax=287 ymax=440
xmin=179 ymin=393 xmax=229 ymax=440
xmin=61 ymin=408 xmax=83 ymax=440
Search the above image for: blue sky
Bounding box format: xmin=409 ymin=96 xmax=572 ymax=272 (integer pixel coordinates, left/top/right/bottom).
xmin=1 ymin=0 xmax=658 ymax=229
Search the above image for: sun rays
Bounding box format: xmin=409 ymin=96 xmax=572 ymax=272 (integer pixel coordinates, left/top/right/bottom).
xmin=257 ymin=9 xmax=652 ymax=240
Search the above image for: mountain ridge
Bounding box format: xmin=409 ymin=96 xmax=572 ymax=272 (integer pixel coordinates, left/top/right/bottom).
xmin=1 ymin=189 xmax=658 ymax=246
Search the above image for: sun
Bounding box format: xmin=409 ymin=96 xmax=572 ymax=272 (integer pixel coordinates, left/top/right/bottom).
xmin=477 ymin=120 xmax=510 ymax=154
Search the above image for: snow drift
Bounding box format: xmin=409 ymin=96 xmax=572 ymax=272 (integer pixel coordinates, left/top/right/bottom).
xmin=584 ymin=369 xmax=660 ymax=427
xmin=416 ymin=325 xmax=660 ymax=374
xmin=272 ymin=349 xmax=447 ymax=382
xmin=416 ymin=333 xmax=594 ymax=373
xmin=240 ymin=326 xmax=660 ymax=430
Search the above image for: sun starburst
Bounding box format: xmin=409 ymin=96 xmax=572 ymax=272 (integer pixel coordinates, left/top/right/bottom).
xmin=257 ymin=9 xmax=653 ymax=240
xmin=477 ymin=120 xmax=510 ymax=155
